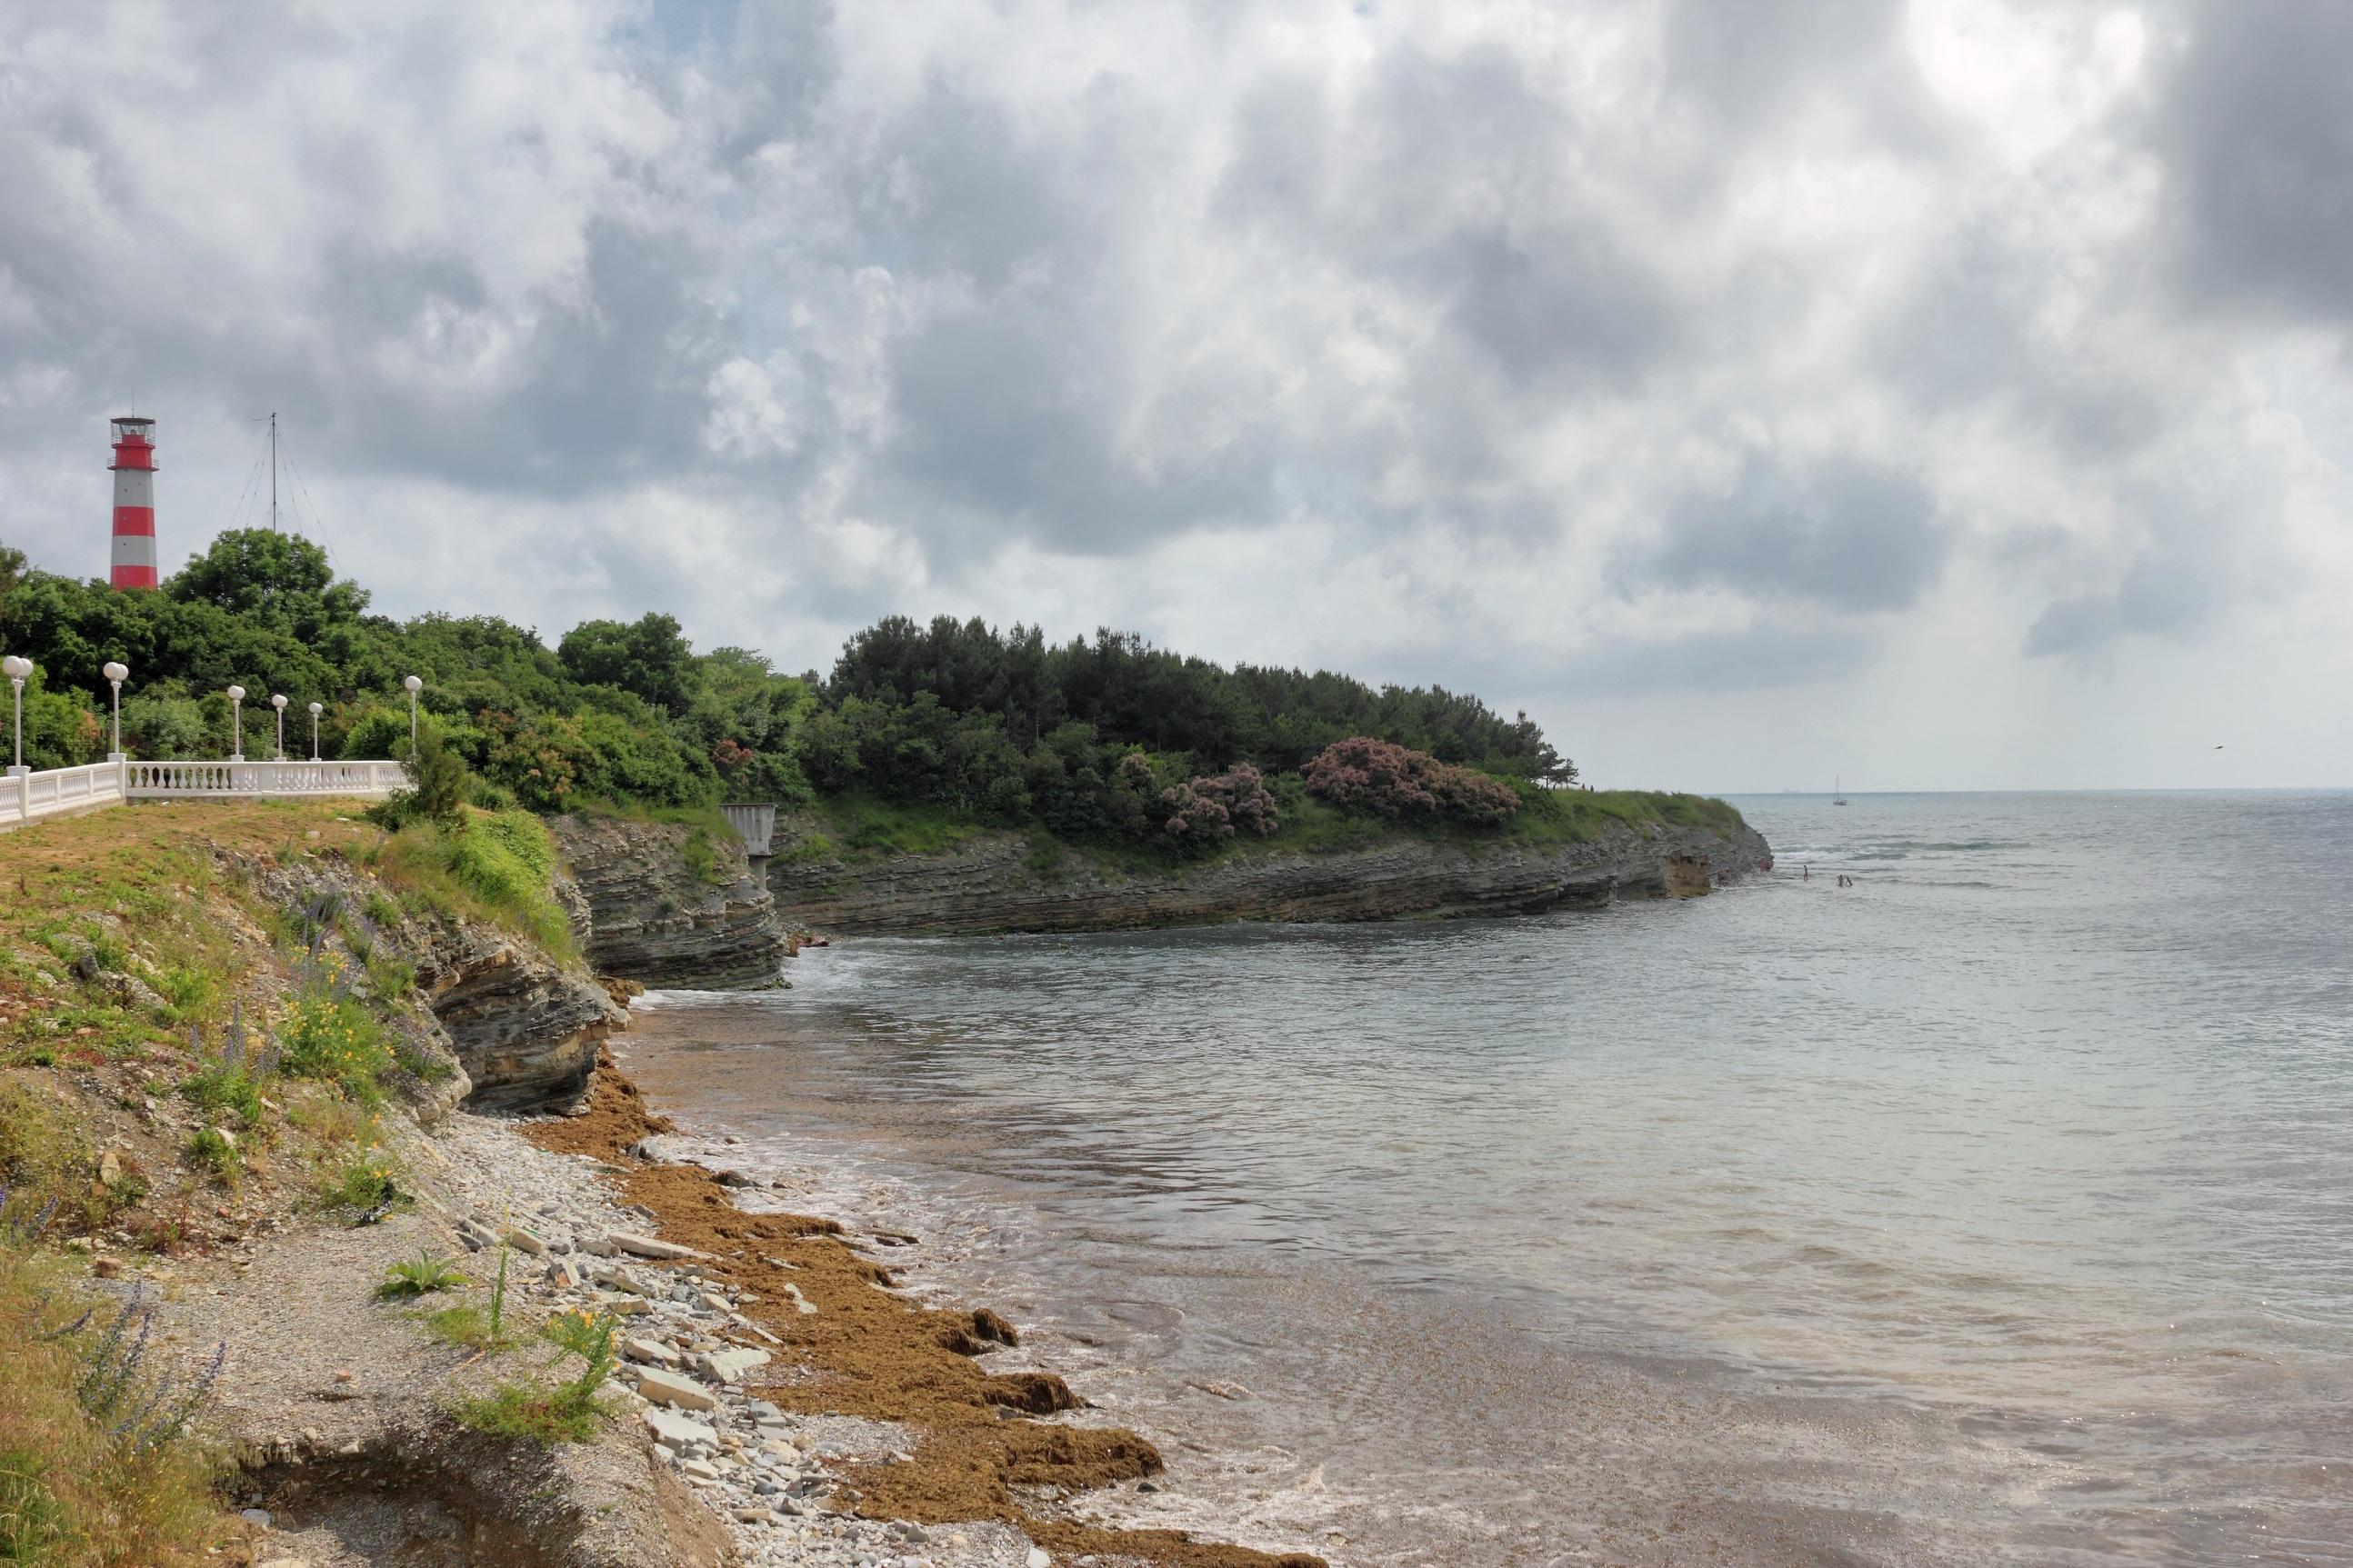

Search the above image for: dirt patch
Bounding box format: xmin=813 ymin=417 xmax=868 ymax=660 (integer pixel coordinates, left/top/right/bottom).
xmin=526 ymin=1072 xmax=1327 ymax=1568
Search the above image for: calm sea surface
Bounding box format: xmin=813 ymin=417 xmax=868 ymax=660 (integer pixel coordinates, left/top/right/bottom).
xmin=622 ymin=792 xmax=2353 ymax=1565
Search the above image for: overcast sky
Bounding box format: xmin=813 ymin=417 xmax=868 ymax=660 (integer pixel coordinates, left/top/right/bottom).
xmin=3 ymin=0 xmax=2349 ymax=792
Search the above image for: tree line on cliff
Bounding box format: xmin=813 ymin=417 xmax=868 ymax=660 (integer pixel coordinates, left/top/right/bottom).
xmin=0 ymin=532 xmax=1572 ymax=847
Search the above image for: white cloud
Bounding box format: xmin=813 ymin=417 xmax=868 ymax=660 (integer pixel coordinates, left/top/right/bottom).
xmin=1 ymin=0 xmax=2348 ymax=787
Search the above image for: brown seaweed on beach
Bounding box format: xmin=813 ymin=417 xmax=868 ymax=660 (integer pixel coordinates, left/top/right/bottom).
xmin=525 ymin=1068 xmax=1327 ymax=1568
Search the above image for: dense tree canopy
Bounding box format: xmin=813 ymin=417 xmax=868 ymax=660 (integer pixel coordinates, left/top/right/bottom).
xmin=0 ymin=532 xmax=1574 ymax=844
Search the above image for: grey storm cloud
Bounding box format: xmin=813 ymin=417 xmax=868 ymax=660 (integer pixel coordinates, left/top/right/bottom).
xmin=2160 ymin=0 xmax=2353 ymax=325
xmin=1647 ymin=457 xmax=1949 ymax=613
xmin=0 ymin=0 xmax=2347 ymax=763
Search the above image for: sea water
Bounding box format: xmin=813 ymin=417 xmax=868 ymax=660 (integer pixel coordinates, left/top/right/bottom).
xmin=620 ymin=791 xmax=2353 ymax=1564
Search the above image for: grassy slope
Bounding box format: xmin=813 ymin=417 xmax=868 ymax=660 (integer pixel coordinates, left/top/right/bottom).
xmin=793 ymin=785 xmax=1751 ymax=876
xmin=0 ymin=797 xmax=591 ymax=1565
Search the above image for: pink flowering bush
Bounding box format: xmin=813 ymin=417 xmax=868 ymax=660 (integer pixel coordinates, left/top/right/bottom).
xmin=1158 ymin=762 xmax=1280 ymax=850
xmin=1158 ymin=781 xmax=1234 ymax=849
xmin=1302 ymin=736 xmax=1520 ymax=824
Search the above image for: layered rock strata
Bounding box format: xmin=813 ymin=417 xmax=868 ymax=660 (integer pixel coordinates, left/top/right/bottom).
xmin=768 ymin=814 xmax=1774 ymax=935
xmin=408 ymin=906 xmax=629 ymax=1114
xmin=549 ymin=814 xmax=787 ymax=990
xmin=243 ymin=850 xmax=624 ymax=1115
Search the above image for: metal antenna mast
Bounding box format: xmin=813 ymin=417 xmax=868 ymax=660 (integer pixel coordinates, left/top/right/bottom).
xmin=269 ymin=413 xmax=278 ymax=533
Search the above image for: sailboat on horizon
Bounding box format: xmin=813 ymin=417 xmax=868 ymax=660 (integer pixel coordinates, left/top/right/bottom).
xmin=1833 ymin=774 xmax=1848 ymax=806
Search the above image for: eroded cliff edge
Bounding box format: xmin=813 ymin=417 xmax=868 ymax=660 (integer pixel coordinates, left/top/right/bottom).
xmin=548 ymin=813 xmax=787 ymax=991
xmin=766 ymin=813 xmax=1773 ymax=935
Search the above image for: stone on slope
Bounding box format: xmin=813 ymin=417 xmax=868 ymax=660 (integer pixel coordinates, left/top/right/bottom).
xmin=632 ymin=1366 xmax=717 ymax=1411
xmin=697 ymin=1346 xmax=769 ymax=1383
xmin=609 ymin=1231 xmax=713 ymax=1262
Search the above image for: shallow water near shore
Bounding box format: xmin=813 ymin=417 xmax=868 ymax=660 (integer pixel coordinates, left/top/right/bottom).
xmin=620 ymin=791 xmax=2353 ymax=1565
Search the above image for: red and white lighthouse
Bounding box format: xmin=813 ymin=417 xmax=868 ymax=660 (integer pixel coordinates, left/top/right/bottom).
xmin=108 ymin=415 xmax=158 ymax=589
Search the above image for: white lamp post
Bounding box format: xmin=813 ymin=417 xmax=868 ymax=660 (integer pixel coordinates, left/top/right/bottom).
xmin=271 ymin=694 xmax=288 ymax=761
xmin=226 ymin=685 xmax=246 ymax=762
xmin=2 ymin=655 xmax=29 ymax=777
xmin=404 ymin=674 xmax=424 ymax=761
xmin=308 ymin=702 xmax=323 ymax=762
xmin=102 ymin=662 xmax=128 ymax=761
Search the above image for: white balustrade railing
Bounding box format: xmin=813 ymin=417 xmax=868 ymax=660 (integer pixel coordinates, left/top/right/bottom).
xmin=125 ymin=759 xmax=409 ymax=798
xmin=0 ymin=759 xmax=129 ymax=828
xmin=0 ymin=757 xmax=409 ymax=829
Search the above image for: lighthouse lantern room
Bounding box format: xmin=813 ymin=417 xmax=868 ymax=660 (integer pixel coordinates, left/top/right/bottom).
xmin=108 ymin=415 xmax=158 ymax=589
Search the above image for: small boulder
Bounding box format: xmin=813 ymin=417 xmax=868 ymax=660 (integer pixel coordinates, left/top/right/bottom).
xmin=643 ymin=1406 xmax=714 ymax=1448
xmin=609 ymin=1231 xmax=712 ymax=1263
xmin=633 ymin=1366 xmax=717 ymax=1411
xmin=698 ymin=1346 xmax=769 ymax=1383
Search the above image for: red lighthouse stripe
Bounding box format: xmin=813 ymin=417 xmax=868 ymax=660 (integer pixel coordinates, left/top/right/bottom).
xmin=111 ymin=506 xmax=155 ymax=536
xmin=111 ymin=564 xmax=159 ymax=589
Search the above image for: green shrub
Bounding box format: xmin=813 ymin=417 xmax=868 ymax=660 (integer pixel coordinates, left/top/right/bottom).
xmin=158 ymin=965 xmax=210 ymax=1015
xmin=278 ymin=992 xmax=393 ymax=1104
xmin=179 ymin=1060 xmax=262 ymax=1130
xmin=315 ymin=1152 xmax=400 ymax=1213
xmin=450 ymin=1381 xmax=611 ymax=1444
xmin=452 ymin=1307 xmax=622 ymax=1443
xmin=185 ymin=1128 xmax=239 ymax=1181
xmin=365 ymin=724 xmax=470 ymax=829
xmin=376 ymin=1251 xmax=467 ymax=1300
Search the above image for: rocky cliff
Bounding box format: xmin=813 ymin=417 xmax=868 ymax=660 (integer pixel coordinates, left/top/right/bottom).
xmin=244 ymin=852 xmax=625 ymax=1116
xmin=406 ymin=904 xmax=629 ymax=1114
xmin=548 ymin=813 xmax=788 ymax=990
xmin=766 ymin=814 xmax=1774 ymax=935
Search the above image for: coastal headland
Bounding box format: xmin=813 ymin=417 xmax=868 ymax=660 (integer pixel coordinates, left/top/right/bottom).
xmin=765 ymin=800 xmax=1772 ymax=935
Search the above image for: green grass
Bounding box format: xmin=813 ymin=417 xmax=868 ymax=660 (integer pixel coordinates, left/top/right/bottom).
xmin=0 ymin=1239 xmax=237 ymax=1566
xmin=416 ymin=1300 xmax=525 ymax=1353
xmin=0 ymin=1074 xmax=93 ymax=1226
xmin=811 ymin=794 xmax=990 ymax=859
xmin=366 ymin=810 xmax=576 ymax=960
xmin=679 ymin=824 xmax=725 ymax=884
